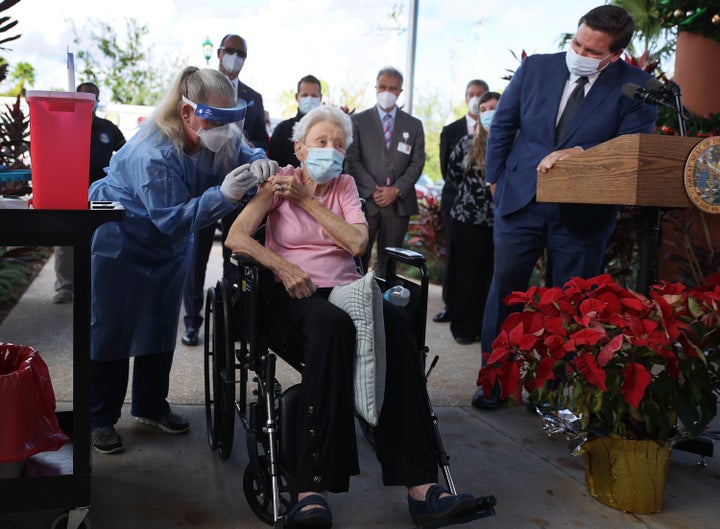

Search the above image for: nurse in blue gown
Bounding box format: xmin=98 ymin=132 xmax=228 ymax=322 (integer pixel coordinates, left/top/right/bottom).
xmin=87 ymin=66 xmax=278 ymax=454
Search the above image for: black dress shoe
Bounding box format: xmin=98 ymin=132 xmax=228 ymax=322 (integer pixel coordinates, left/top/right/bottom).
xmin=471 ymin=383 xmax=504 ymax=410
xmin=433 ymin=308 xmax=451 ymax=322
xmin=181 ymin=327 xmax=199 ymax=346
xmin=454 ymin=336 xmax=477 ymax=345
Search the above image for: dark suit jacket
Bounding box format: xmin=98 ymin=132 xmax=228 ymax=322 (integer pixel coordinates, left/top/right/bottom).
xmin=439 ymin=116 xmax=469 ymax=215
xmin=346 ymin=106 xmax=425 ymax=217
xmin=486 ymin=52 xmax=657 ymax=226
xmin=237 ymin=80 xmax=269 ymax=152
xmin=268 ymin=112 xmax=302 ymax=167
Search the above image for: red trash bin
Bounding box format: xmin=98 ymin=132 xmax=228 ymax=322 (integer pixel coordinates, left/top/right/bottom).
xmin=0 ymin=343 xmax=69 ymax=468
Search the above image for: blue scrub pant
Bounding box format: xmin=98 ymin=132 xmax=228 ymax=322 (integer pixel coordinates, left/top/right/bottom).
xmin=480 ymin=201 xmax=615 ymax=355
xmin=90 ymin=351 xmax=174 ymax=428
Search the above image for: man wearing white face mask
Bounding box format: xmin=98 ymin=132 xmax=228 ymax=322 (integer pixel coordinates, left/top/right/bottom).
xmin=269 ymin=74 xmax=323 ymax=167
xmin=346 ymin=66 xmax=425 ymax=276
xmin=434 ymin=79 xmax=488 ymax=323
xmin=473 ymin=5 xmax=657 ymax=409
xmin=217 ymin=33 xmax=268 ymax=152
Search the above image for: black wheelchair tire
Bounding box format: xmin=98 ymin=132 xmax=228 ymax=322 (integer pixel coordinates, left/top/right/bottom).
xmin=203 ymin=287 xmax=220 ymax=451
xmin=243 ymin=459 xmax=297 ymax=526
xmin=203 ymin=281 xmax=236 ymax=459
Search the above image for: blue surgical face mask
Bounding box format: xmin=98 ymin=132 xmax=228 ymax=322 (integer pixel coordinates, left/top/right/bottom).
xmin=298 ymin=96 xmax=321 ymax=115
xmin=479 ymin=109 xmax=495 ymax=131
xmin=565 ymin=45 xmax=610 ymax=77
xmin=304 ymin=147 xmax=344 ymax=184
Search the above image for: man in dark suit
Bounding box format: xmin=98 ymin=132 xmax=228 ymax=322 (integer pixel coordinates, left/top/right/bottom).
xmin=268 ymin=74 xmax=322 ymax=167
xmin=346 ymin=66 xmax=425 ymax=276
xmin=474 ymin=5 xmax=657 ymax=407
xmin=180 ymin=33 xmax=271 ymax=346
xmin=216 ymin=33 xmax=268 ymax=151
xmin=434 ymin=79 xmax=489 ymax=323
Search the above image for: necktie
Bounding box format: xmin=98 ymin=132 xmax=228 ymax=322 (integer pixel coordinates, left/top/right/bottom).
xmin=383 ymin=113 xmax=393 ymax=149
xmin=556 ymin=76 xmax=588 ymax=141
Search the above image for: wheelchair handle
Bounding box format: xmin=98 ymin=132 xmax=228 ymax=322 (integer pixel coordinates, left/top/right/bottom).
xmin=383 ymin=247 xmax=426 ymax=267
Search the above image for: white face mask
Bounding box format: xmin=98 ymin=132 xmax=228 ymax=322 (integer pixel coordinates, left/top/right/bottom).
xmin=467 ymin=96 xmax=481 ymax=115
xmin=565 ymin=45 xmax=610 ymax=77
xmin=197 ymin=125 xmax=235 ymax=152
xmin=298 ymin=96 xmax=321 ymax=115
xmin=376 ymin=91 xmax=398 ymax=110
xmin=221 ymin=53 xmax=244 ymax=75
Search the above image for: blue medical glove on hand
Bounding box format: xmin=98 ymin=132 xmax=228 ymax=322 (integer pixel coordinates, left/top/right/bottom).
xmin=249 ymin=159 xmax=279 ymax=184
xmin=220 ymin=164 xmax=257 ymax=202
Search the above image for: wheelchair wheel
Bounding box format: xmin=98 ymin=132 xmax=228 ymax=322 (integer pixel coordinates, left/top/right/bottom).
xmin=243 ymin=458 xmax=297 ymax=526
xmin=203 ymin=281 xmax=236 ymax=459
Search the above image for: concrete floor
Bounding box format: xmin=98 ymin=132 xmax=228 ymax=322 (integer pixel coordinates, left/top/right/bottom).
xmin=0 ymin=244 xmax=718 ymax=529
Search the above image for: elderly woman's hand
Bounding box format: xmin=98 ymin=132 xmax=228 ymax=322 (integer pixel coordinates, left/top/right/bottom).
xmin=276 ymin=262 xmax=317 ymax=299
xmin=267 ymin=174 xmax=312 ymax=204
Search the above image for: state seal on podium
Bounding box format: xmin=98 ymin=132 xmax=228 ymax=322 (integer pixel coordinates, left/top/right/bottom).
xmin=684 ymin=136 xmax=720 ymax=214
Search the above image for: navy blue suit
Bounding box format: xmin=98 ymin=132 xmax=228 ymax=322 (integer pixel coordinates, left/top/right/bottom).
xmin=480 ymin=52 xmax=656 ymax=354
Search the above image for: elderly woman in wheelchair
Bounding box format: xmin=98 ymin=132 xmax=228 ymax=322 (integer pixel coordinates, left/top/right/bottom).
xmin=223 ymin=105 xmax=489 ymax=529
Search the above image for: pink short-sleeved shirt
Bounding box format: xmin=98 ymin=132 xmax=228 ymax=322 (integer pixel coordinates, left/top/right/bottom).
xmin=265 ymin=166 xmax=367 ymax=288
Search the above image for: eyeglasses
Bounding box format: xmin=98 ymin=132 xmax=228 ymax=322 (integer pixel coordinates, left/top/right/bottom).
xmin=219 ymin=46 xmax=247 ymax=58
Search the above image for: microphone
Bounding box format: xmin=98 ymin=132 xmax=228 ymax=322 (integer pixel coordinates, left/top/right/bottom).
xmin=621 ymin=82 xmax=670 ymax=106
xmin=645 ymin=77 xmax=681 ymax=98
xmin=645 ymin=78 xmax=664 ymax=92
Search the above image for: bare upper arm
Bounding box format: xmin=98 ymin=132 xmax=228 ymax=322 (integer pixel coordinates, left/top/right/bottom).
xmin=226 ymin=184 xmax=274 ymax=251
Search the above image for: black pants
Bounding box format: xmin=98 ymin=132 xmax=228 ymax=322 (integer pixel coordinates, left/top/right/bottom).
xmin=265 ymin=283 xmax=437 ymax=493
xmin=448 ymin=220 xmax=494 ymax=342
xmin=182 ymin=209 xmax=239 ymax=330
xmin=90 ymin=351 xmax=174 ymax=429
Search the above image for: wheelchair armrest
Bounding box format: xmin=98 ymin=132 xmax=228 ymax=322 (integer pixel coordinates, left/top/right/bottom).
xmin=231 ymin=252 xmax=260 ymax=268
xmin=383 ymin=247 xmax=426 ymax=267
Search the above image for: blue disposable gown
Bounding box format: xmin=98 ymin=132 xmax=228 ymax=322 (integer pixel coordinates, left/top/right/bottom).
xmin=89 ymin=125 xmax=265 ymax=361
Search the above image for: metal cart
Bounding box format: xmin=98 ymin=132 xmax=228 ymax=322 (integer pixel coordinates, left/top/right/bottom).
xmin=0 ymin=202 xmax=124 ymax=529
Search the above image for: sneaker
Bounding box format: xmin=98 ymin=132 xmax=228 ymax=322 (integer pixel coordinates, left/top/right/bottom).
xmin=52 ymin=289 xmax=73 ymax=304
xmin=91 ymin=425 xmax=124 ymax=454
xmin=135 ymin=411 xmax=190 ymax=434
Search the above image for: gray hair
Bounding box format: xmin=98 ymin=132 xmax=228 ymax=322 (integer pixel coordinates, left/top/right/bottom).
xmin=291 ymin=105 xmax=353 ymax=147
xmin=376 ymin=66 xmax=403 ymax=85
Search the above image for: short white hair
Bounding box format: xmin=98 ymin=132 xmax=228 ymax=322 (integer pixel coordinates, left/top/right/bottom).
xmin=291 ymin=105 xmax=353 ymax=147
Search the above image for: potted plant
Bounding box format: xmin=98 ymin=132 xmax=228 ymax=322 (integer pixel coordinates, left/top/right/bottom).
xmin=477 ymin=273 xmax=719 ymax=513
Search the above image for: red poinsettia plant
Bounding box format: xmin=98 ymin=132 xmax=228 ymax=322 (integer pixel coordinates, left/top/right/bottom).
xmin=478 ymin=274 xmax=719 ymax=441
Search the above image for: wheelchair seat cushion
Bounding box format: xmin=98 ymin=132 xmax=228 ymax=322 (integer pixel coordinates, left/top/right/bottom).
xmin=328 ymin=270 xmax=386 ymax=426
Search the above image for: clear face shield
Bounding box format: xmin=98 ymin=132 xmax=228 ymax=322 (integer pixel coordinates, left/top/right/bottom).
xmin=183 ymin=96 xmax=247 ymax=152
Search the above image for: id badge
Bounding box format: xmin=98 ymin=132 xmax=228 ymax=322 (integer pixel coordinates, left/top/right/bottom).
xmin=397 ymin=142 xmax=412 ymax=155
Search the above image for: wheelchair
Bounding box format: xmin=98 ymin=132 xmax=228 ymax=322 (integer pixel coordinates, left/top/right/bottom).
xmin=203 ymin=246 xmax=496 ymax=528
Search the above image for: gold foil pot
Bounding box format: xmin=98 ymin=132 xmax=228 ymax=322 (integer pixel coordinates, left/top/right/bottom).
xmin=582 ymin=434 xmax=671 ymax=514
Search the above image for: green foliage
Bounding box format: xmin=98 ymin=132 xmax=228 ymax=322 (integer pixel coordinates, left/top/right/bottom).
xmin=0 ymin=0 xmax=21 ymax=55
xmin=402 ymin=186 xmax=445 ymax=283
xmin=73 ymin=18 xmax=186 ymax=106
xmin=0 ymin=246 xmax=46 ymax=305
xmin=611 ymin=0 xmax=676 ymax=61
xmin=0 ymin=0 xmax=22 ymax=86
xmin=658 ymin=0 xmax=720 ymax=42
xmin=2 ymin=60 xmax=33 ymax=95
xmin=412 ymin=91 xmax=454 ymax=184
xmin=0 ymin=92 xmax=29 ymax=170
xmin=277 ymin=87 xmax=297 ymax=119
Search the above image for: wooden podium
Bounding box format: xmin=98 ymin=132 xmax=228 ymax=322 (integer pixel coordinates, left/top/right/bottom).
xmin=536 ymin=134 xmax=702 ymax=208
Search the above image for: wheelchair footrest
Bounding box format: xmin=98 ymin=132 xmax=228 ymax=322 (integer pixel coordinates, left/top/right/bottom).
xmin=415 ymin=496 xmax=497 ymax=529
